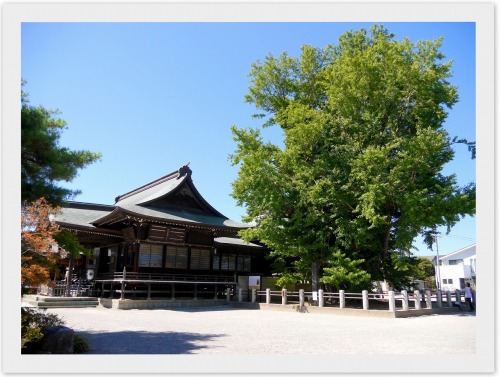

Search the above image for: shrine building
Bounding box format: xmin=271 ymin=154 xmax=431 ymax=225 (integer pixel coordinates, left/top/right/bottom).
xmin=54 ymin=164 xmax=271 ymax=306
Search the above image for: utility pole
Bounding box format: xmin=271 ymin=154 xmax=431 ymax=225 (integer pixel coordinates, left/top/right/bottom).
xmin=434 ymin=234 xmax=441 ymax=290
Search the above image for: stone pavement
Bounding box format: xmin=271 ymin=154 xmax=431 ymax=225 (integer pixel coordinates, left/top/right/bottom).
xmin=46 ymin=304 xmax=475 ymax=355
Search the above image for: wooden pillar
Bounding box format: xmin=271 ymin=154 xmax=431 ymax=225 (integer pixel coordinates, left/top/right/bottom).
xmin=171 ymin=284 xmax=175 ymax=300
xmin=147 ymin=283 xmax=151 ymax=300
xmin=281 ymin=289 xmax=287 ymax=305
xmin=362 ymin=290 xmax=369 ymax=310
xmin=401 ymin=290 xmax=409 ymax=311
xmin=388 ymin=291 xmax=395 ymax=312
xmin=214 ymin=285 xmax=218 ymax=299
xmin=436 ymin=289 xmax=443 ymax=308
xmin=109 ymin=282 xmax=113 ymax=299
xmin=414 ymin=290 xmax=421 ymax=310
xmin=120 ymin=281 xmax=125 ymax=300
xmin=194 ymin=283 xmax=198 ymax=300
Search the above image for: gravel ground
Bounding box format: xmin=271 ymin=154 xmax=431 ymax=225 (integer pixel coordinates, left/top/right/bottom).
xmin=45 ymin=305 xmax=476 ymax=355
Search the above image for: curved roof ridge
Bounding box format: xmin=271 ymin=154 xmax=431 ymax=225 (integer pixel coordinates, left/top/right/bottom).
xmin=115 ymin=164 xmax=191 ymax=203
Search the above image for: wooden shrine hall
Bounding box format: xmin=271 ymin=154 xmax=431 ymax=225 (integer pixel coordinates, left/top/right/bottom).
xmin=55 ymin=164 xmax=270 ymax=307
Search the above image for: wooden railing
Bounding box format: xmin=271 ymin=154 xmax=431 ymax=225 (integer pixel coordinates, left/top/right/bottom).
xmin=96 ymin=271 xmax=235 ymax=283
xmin=252 ymin=288 xmax=468 ymax=312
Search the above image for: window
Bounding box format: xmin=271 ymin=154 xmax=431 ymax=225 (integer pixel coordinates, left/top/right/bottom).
xmin=442 ymin=278 xmax=453 ymax=285
xmin=237 ymin=256 xmax=251 ymax=272
xmin=138 ymin=244 xmax=163 ymax=267
xmin=190 ymin=248 xmax=211 ymax=270
xmin=448 ymin=259 xmax=463 ymax=265
xmin=221 ymin=255 xmax=236 ymax=271
xmin=212 ymin=254 xmax=220 ymax=270
xmin=165 ymin=246 xmax=188 ymax=269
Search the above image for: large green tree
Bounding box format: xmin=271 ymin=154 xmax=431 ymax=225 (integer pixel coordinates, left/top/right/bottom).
xmin=21 ymin=83 xmax=97 ymax=293
xmin=230 ymin=25 xmax=475 ymax=290
xmin=21 ymin=82 xmax=102 ymax=206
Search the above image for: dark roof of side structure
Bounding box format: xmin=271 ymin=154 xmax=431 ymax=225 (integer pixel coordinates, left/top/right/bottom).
xmin=56 ymin=164 xmax=250 ymax=231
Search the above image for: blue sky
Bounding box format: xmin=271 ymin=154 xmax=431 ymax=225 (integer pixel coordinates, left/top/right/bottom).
xmin=21 ymin=22 xmax=476 ymax=257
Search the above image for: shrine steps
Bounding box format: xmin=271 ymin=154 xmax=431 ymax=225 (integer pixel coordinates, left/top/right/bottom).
xmin=22 ymin=295 xmax=99 ymax=308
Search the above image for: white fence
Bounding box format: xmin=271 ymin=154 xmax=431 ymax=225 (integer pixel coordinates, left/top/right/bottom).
xmin=230 ymin=288 xmax=469 ymax=312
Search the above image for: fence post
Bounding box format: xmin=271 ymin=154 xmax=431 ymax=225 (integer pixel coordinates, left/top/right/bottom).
xmin=120 ymin=281 xmax=125 ymax=300
xmin=266 ymin=288 xmax=271 ymax=304
xmin=455 ymin=289 xmax=462 ymax=308
xmin=282 ymin=288 xmax=287 ymax=305
xmin=252 ymin=289 xmax=256 ymax=303
xmin=226 ymin=288 xmax=231 ymax=303
xmin=436 ymin=289 xmax=442 ymax=308
xmin=362 ymin=290 xmax=369 ymax=310
xmin=446 ymin=291 xmax=452 ymax=307
xmin=238 ymin=288 xmax=243 ymax=303
xmin=414 ymin=290 xmax=421 ymax=310
xmin=425 ymin=290 xmax=432 ymax=309
xmin=388 ymin=290 xmax=395 ymax=312
xmin=318 ymin=289 xmax=324 ymax=307
xmin=339 ymin=290 xmax=345 ymax=309
xmin=401 ymin=290 xmax=409 ymax=311
xmin=299 ymin=289 xmax=305 ymax=308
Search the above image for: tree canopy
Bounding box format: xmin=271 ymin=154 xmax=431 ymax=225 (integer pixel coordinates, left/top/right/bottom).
xmin=230 ymin=25 xmax=475 ymax=290
xmin=21 ymin=82 xmax=102 ymax=206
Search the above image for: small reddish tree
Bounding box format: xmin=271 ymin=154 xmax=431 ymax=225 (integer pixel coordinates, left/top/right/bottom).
xmin=21 ymin=198 xmax=61 ymax=289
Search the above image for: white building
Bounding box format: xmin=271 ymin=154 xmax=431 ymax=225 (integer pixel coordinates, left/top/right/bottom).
xmin=436 ymin=244 xmax=476 ymax=291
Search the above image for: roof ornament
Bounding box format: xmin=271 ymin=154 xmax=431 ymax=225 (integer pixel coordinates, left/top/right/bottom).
xmin=177 ymin=163 xmax=191 ymax=179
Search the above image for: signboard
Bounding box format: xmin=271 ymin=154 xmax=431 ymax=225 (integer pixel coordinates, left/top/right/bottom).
xmin=312 ymin=291 xmax=318 ymax=301
xmin=248 ymin=276 xmax=261 ymax=289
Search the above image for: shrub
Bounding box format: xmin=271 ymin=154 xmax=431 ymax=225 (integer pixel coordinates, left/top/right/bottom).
xmin=21 ymin=307 xmax=66 ymax=352
xmin=73 ymin=333 xmax=90 ymax=353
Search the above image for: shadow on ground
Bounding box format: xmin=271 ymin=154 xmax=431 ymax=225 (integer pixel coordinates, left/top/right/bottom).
xmin=79 ymin=330 xmax=225 ymax=354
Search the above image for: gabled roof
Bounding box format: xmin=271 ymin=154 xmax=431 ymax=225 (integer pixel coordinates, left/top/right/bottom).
xmin=59 ymin=164 xmax=249 ymax=230
xmin=439 ymin=244 xmax=476 ymax=260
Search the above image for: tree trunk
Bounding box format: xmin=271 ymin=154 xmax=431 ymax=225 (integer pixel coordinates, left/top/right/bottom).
xmin=65 ymin=254 xmax=74 ymax=297
xmin=311 ymin=261 xmax=320 ymax=292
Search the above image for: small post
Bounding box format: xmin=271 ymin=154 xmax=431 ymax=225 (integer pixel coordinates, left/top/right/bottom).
xmin=455 ymin=289 xmax=462 ymax=308
xmin=147 ymin=283 xmax=151 ymax=300
xmin=388 ymin=290 xmax=395 ymax=312
xmin=281 ymin=288 xmax=287 ymax=305
xmin=362 ymin=290 xmax=369 ymax=310
xmin=252 ymin=289 xmax=256 ymax=303
xmin=318 ymin=289 xmax=324 ymax=307
xmin=238 ymin=288 xmax=243 ymax=303
xmin=194 ymin=283 xmax=198 ymax=300
xmin=299 ymin=289 xmax=305 ymax=308
xmin=436 ymin=289 xmax=442 ymax=308
xmin=425 ymin=290 xmax=432 ymax=309
xmin=401 ymin=290 xmax=409 ymax=311
xmin=171 ymin=284 xmax=175 ymax=300
xmin=339 ymin=290 xmax=345 ymax=309
xmin=414 ymin=290 xmax=421 ymax=310
xmin=226 ymin=287 xmax=231 ymax=303
xmin=446 ymin=291 xmax=452 ymax=307
xmin=266 ymin=288 xmax=271 ymax=304
xmin=109 ymin=283 xmax=113 ymax=299
xmin=120 ymin=281 xmax=125 ymax=300
xmin=214 ymin=285 xmax=218 ymax=299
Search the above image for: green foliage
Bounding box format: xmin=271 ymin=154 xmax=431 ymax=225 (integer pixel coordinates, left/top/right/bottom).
xmin=53 ymin=229 xmax=92 ymax=259
xmin=321 ymin=250 xmax=371 ymax=290
xmin=21 ymin=81 xmax=102 ymax=206
xmin=73 ymin=333 xmax=90 ymax=353
xmin=231 ymin=25 xmax=475 ymax=289
xmin=21 ymin=307 xmax=66 ymax=351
